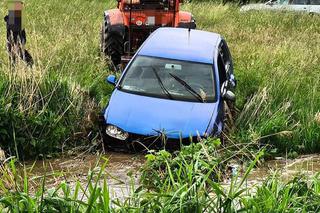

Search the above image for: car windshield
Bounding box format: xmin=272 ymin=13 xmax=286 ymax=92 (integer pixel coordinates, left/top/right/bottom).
xmin=119 ymin=56 xmax=216 ymax=103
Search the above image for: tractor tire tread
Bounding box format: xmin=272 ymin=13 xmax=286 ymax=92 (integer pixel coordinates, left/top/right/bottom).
xmin=100 ymin=18 xmax=123 ymax=66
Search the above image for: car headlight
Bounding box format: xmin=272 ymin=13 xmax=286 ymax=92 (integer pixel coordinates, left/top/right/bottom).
xmin=106 ymin=125 xmax=129 ymax=141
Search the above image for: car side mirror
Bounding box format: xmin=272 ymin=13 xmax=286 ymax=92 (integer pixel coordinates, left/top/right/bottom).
xmin=221 ymin=81 xmax=236 ymax=102
xmin=222 ymin=90 xmax=236 ymax=102
xmin=106 ymin=75 xmax=117 ymax=86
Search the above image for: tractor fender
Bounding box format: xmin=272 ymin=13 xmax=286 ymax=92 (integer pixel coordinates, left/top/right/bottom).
xmin=176 ymin=11 xmax=196 ymax=29
xmin=104 ymin=9 xmax=126 ymax=37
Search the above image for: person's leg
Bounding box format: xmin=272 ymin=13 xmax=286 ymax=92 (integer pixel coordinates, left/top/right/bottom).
xmin=24 ymin=49 xmax=33 ymax=66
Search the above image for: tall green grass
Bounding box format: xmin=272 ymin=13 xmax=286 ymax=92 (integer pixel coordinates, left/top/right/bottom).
xmin=0 ymin=0 xmax=319 ymax=158
xmin=0 ymin=0 xmax=115 ymax=158
xmin=0 ymin=63 xmax=95 ymax=159
xmin=183 ymin=3 xmax=320 ymax=153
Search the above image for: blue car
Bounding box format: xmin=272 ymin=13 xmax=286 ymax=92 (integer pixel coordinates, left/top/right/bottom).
xmin=103 ymin=28 xmax=236 ymax=149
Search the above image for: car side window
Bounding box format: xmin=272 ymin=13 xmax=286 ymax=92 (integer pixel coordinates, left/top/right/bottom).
xmin=217 ymin=52 xmax=226 ymax=88
xmin=290 ymin=0 xmax=307 ymax=4
xmin=218 ymin=40 xmax=233 ymax=86
xmin=309 ymin=0 xmax=320 ymax=4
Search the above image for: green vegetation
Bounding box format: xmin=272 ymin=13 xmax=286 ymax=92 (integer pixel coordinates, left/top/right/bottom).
xmin=0 ymin=66 xmax=91 ymax=158
xmin=1 ymin=143 xmax=320 ymax=212
xmin=0 ymin=0 xmax=115 ymax=159
xmin=1 ymin=0 xmax=320 ymax=212
xmin=1 ymin=1 xmax=319 ymax=158
xmin=183 ymin=3 xmax=320 ymax=153
xmin=0 ymin=0 xmax=319 ymax=158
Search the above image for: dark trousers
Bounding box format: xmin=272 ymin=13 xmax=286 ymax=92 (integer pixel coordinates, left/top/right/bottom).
xmin=4 ymin=15 xmax=33 ymax=66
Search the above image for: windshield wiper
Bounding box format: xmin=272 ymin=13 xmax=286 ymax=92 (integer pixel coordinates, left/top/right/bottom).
xmin=169 ymin=73 xmax=204 ymax=103
xmin=152 ymin=67 xmax=174 ymax=100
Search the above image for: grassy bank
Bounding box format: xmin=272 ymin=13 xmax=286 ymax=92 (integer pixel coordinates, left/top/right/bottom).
xmin=0 ymin=0 xmax=319 ymax=157
xmin=0 ymin=0 xmax=115 ymax=158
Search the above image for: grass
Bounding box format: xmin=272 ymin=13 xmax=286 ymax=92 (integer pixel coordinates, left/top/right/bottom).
xmin=1 ymin=141 xmax=320 ymax=212
xmin=182 ymin=3 xmax=320 ymax=153
xmin=0 ymin=0 xmax=115 ymax=158
xmin=1 ymin=1 xmax=320 ymax=211
xmin=0 ymin=0 xmax=319 ymax=157
xmin=0 ymin=64 xmax=94 ymax=158
xmin=0 ymin=157 xmax=113 ymax=212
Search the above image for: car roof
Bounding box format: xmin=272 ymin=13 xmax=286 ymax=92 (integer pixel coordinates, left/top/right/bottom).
xmin=138 ymin=28 xmax=221 ymax=64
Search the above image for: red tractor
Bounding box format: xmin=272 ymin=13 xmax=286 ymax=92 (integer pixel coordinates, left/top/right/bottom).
xmin=100 ymin=0 xmax=196 ymax=67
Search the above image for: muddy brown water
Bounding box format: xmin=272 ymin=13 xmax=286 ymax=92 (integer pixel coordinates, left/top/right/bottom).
xmin=21 ymin=153 xmax=320 ymax=198
xmin=248 ymin=155 xmax=320 ymax=184
xmin=22 ymin=152 xmax=145 ymax=199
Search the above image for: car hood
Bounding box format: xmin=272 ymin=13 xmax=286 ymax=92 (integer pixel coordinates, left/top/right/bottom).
xmin=104 ymin=90 xmax=217 ymax=139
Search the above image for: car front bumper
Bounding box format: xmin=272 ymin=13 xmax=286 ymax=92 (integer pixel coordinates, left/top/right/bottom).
xmin=103 ymin=131 xmax=200 ymax=151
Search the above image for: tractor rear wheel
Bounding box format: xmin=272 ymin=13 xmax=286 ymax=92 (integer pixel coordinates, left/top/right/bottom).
xmin=100 ymin=18 xmax=124 ymax=67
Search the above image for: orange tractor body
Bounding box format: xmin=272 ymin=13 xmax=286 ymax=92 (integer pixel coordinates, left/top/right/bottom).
xmin=101 ymin=0 xmax=196 ymax=67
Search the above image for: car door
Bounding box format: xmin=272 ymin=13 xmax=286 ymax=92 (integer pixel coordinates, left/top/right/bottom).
xmin=309 ymin=0 xmax=320 ymax=13
xmin=214 ymin=41 xmax=233 ymax=134
xmin=218 ymin=40 xmax=236 ymax=89
xmin=213 ymin=40 xmax=236 ymax=136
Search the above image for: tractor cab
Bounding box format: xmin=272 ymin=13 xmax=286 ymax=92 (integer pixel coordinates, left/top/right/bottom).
xmin=101 ymin=0 xmax=195 ymax=68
